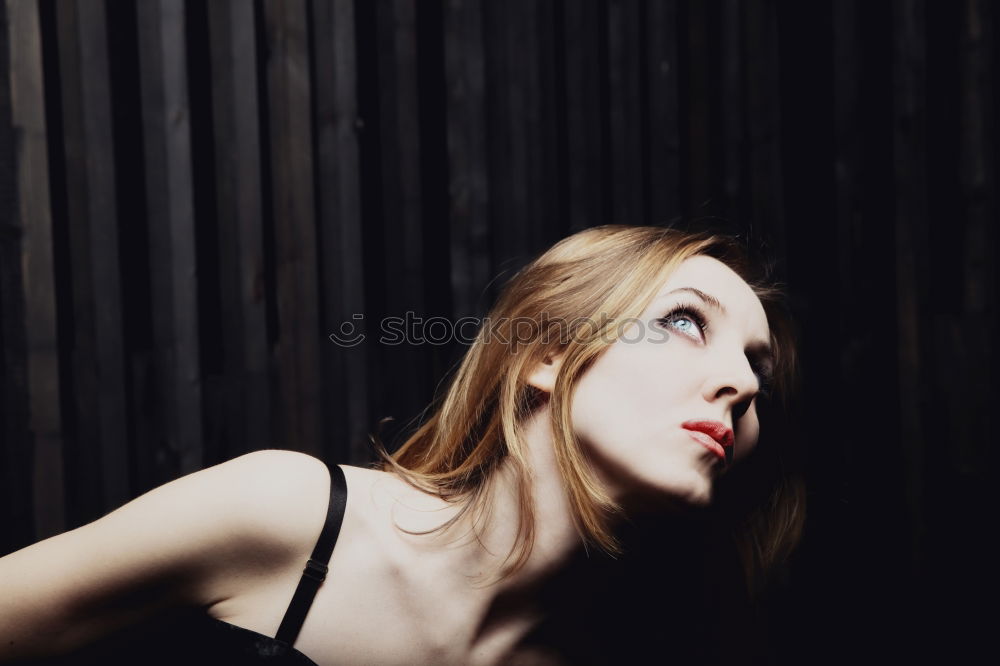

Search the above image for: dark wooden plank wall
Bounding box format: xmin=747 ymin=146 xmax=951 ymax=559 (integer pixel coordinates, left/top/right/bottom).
xmin=1 ymin=0 xmax=997 ymax=660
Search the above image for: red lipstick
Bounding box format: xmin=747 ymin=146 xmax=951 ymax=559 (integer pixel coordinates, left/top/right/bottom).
xmin=681 ymin=420 xmax=735 ymax=465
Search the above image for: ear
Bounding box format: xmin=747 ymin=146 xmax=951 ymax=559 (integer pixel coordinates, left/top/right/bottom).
xmin=526 ymin=351 xmax=564 ymax=394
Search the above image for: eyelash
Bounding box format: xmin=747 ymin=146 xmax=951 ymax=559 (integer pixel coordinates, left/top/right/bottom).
xmin=656 ymin=302 xmax=710 ymax=339
xmin=656 ymin=302 xmax=773 ymax=400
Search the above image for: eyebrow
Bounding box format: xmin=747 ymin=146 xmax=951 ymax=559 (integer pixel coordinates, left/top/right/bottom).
xmin=663 ymin=286 xmax=775 ymax=368
xmin=664 ymin=287 xmax=727 ymax=316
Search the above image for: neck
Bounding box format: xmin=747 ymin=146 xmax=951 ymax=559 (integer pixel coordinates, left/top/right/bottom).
xmin=480 ymin=403 xmax=588 ymax=584
xmin=445 ymin=402 xmax=617 ymax=653
xmin=381 ymin=402 xmax=627 ymax=659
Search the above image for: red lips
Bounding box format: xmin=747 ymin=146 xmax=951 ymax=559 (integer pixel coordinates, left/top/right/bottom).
xmin=681 ymin=420 xmax=735 ymax=463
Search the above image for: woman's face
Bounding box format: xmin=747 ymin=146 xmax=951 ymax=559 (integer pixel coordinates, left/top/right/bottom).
xmin=568 ymin=255 xmax=773 ymax=509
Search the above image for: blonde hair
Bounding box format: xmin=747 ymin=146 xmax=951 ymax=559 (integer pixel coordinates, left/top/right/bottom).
xmin=372 ymin=225 xmax=804 ymax=592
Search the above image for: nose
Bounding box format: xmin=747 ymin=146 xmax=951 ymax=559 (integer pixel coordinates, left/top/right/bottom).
xmin=700 ymin=351 xmax=761 ymax=418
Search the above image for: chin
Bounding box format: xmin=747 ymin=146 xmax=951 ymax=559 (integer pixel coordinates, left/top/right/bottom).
xmin=657 ymin=475 xmax=714 ymax=506
xmin=623 ymin=468 xmax=716 ymax=514
xmin=676 ymin=482 xmax=714 ymax=507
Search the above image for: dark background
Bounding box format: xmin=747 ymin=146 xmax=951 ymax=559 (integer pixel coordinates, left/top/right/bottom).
xmin=0 ymin=0 xmax=994 ymax=663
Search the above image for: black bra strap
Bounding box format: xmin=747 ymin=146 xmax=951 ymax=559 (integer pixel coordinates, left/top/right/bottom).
xmin=274 ymin=462 xmax=348 ymax=647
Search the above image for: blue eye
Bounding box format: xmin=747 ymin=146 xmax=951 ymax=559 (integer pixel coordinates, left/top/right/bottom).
xmin=672 ymin=317 xmax=698 ymax=334
xmin=656 ymin=303 xmax=709 ymax=341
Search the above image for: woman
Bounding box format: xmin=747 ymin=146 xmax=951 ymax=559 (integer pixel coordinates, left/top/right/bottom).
xmin=0 ymin=225 xmax=803 ymax=665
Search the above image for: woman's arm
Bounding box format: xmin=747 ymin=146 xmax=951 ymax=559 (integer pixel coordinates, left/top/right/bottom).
xmin=0 ymin=449 xmax=329 ymax=662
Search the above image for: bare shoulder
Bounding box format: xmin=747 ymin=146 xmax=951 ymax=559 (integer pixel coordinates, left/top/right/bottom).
xmin=224 ymin=455 xmax=439 ymax=553
xmin=0 ymin=449 xmax=331 ymax=660
xmin=215 ymin=453 xmax=453 ymax=564
xmin=215 ymin=449 xmax=332 ymax=551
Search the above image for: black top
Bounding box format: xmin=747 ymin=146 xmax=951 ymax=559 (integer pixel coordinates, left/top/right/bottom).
xmin=39 ymin=461 xmax=348 ymax=666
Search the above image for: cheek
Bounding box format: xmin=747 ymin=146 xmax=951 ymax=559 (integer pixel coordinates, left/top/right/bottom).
xmin=569 ymin=343 xmax=690 ymax=446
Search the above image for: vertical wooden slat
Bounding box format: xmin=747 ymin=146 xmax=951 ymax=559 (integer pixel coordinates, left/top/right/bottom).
xmin=483 ymin=0 xmax=558 ymax=263
xmin=947 ymin=0 xmax=994 ymax=622
xmin=56 ymin=0 xmax=130 ymax=516
xmin=496 ymin=0 xmax=521 ymax=247
xmin=482 ymin=1 xmax=519 ymax=267
xmin=494 ymin=0 xmax=526 ymax=261
xmin=833 ymin=0 xmax=860 ymax=294
xmin=527 ymin=0 xmax=560 ymax=247
xmin=206 ymin=0 xmax=271 ymax=456
xmin=377 ymin=0 xmax=424 ymax=301
xmin=956 ymin=0 xmax=994 ymax=475
xmin=135 ymin=0 xmax=202 ymax=480
xmin=53 ymin=0 xmax=96 ymax=526
xmin=831 ymin=0 xmax=865 ymax=511
xmin=684 ymin=0 xmax=711 ymax=212
xmin=606 ymin=0 xmax=644 ymax=226
xmin=414 ymin=1 xmax=453 ymax=372
xmin=742 ymin=0 xmax=785 ymax=256
xmin=562 ymin=0 xmax=606 ymax=232
xmin=645 ymin=0 xmax=681 ymax=227
xmin=828 ymin=0 xmax=872 ymax=636
xmin=444 ymin=0 xmax=491 ymax=321
xmin=719 ymin=0 xmax=743 ymax=224
xmin=892 ymin=0 xmax=928 ymax=576
xmin=311 ymin=0 xmax=370 ymax=463
xmin=1 ymin=1 xmax=34 ymax=551
xmin=262 ymin=0 xmax=322 ymax=456
xmin=7 ymin=0 xmax=64 ymax=538
xmin=373 ymin=0 xmax=428 ymax=437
